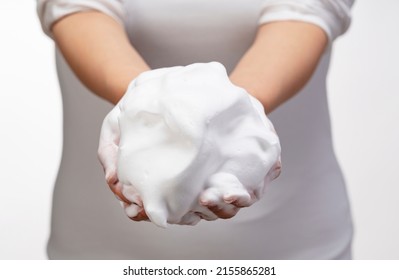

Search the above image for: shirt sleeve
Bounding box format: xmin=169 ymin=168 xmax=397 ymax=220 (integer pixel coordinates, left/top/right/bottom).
xmin=37 ymin=0 xmax=125 ymax=38
xmin=259 ymin=0 xmax=355 ymax=44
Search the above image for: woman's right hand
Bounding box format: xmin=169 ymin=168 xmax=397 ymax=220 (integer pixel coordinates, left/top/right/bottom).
xmin=97 ymin=99 xmax=150 ymax=222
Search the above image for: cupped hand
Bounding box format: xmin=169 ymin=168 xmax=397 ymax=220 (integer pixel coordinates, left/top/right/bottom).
xmin=98 ymin=63 xmax=282 ymax=226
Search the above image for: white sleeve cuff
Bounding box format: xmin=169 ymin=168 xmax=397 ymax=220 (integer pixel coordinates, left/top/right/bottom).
xmin=37 ymin=0 xmax=125 ymax=38
xmin=258 ymin=0 xmax=354 ymax=44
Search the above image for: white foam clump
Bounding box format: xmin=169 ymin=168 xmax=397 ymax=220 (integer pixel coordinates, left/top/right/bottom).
xmin=99 ymin=62 xmax=281 ymax=228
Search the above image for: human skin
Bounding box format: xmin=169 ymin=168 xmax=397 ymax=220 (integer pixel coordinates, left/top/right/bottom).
xmin=51 ymin=11 xmax=327 ymax=220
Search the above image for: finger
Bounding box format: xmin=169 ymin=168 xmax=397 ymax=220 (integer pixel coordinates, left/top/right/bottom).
xmin=199 ymin=189 xmax=238 ymax=219
xmin=200 ymin=185 xmax=253 ymax=209
xmin=268 ymin=159 xmax=282 ymax=180
xmin=207 ymin=204 xmax=240 ymax=219
xmin=222 ymin=190 xmax=252 ymax=207
xmin=109 ymin=180 xmax=131 ymax=204
xmin=129 ymin=208 xmax=149 ymax=221
xmin=122 ymin=202 xmax=149 ymax=221
xmin=121 ymin=185 xmax=142 ymax=206
xmin=224 ymin=191 xmax=258 ymax=208
xmin=199 ymin=187 xmax=222 ymax=206
xmin=104 ymin=168 xmax=131 ymax=204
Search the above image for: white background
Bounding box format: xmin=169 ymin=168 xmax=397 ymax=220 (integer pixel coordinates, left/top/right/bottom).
xmin=0 ymin=1 xmax=398 ymax=259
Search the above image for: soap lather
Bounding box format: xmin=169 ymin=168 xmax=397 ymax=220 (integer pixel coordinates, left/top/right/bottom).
xmin=98 ymin=62 xmax=281 ymax=227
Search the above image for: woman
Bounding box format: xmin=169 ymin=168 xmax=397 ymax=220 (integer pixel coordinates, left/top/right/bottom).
xmin=37 ymin=0 xmax=354 ymax=259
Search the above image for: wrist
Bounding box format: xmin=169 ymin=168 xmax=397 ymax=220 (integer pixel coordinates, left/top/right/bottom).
xmin=229 ymin=74 xmax=282 ymax=114
xmin=105 ymin=66 xmax=150 ymax=105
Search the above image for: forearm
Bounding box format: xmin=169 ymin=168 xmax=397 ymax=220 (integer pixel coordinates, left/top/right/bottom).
xmin=52 ymin=11 xmax=150 ymax=104
xmin=230 ymin=21 xmax=328 ymax=113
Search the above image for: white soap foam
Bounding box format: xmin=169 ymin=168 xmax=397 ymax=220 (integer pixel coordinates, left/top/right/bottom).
xmin=99 ymin=62 xmax=281 ymax=227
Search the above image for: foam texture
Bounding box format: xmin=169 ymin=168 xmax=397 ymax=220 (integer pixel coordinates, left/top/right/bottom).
xmin=98 ymin=62 xmax=281 ymax=227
